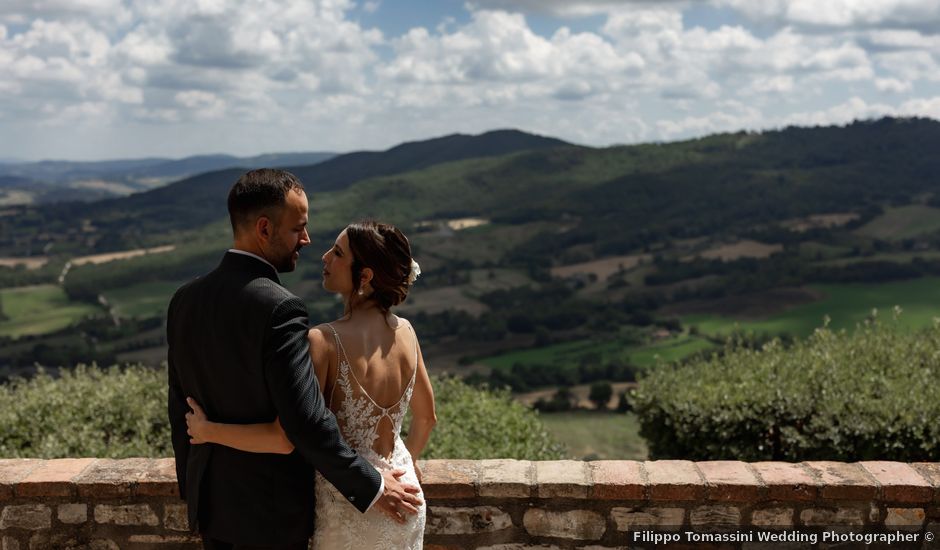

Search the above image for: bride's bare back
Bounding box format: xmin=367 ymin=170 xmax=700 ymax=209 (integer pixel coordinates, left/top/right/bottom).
xmin=318 ymin=315 xmax=418 ymax=459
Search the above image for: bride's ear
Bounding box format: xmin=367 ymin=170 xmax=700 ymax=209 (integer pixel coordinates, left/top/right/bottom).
xmin=360 ymin=267 xmax=374 ymax=289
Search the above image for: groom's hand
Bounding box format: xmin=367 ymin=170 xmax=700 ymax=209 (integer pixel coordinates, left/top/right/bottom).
xmin=374 ymin=469 xmax=423 ymax=524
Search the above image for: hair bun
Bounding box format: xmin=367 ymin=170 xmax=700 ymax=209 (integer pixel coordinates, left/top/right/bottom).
xmin=346 ymin=220 xmax=414 ymax=313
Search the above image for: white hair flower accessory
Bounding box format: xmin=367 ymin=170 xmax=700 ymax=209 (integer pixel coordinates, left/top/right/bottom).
xmin=408 ymin=259 xmax=421 ymax=285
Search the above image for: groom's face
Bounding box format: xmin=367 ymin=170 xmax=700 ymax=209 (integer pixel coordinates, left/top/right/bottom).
xmin=266 ymin=189 xmax=310 ymax=272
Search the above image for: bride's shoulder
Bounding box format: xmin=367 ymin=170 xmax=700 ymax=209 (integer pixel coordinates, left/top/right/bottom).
xmin=308 ymin=324 xmax=337 ymax=352
xmin=388 ymin=313 xmax=412 ymax=330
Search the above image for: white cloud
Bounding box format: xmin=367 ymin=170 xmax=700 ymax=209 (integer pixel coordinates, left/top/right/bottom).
xmin=0 ymin=0 xmax=383 ymax=131
xmin=175 ymin=90 xmax=226 ymax=119
xmin=4 ymin=0 xmax=940 ymax=159
xmin=874 ymin=50 xmax=940 ymax=82
xmin=382 ymin=10 xmax=639 ymax=89
xmin=783 ymin=97 xmax=897 ymax=127
xmin=720 ymin=0 xmax=940 ymax=28
xmin=0 ymin=0 xmax=130 ymax=24
xmin=114 ymin=28 xmax=172 ymax=66
xmin=468 ymin=0 xmax=691 ymax=18
xmin=862 ymin=29 xmax=940 ymax=51
xmin=875 ymin=77 xmax=912 ymax=93
xmin=898 ymin=96 xmax=940 ymax=119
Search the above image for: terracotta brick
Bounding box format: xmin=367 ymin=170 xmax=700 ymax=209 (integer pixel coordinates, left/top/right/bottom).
xmin=0 ymin=460 xmax=41 ymax=501
xmin=800 ymin=507 xmax=865 ymax=527
xmin=15 ymin=458 xmax=95 ymax=498
xmin=698 ymin=461 xmax=763 ymax=502
xmin=750 ymin=507 xmax=794 ymax=527
xmin=426 ymin=506 xmax=512 ymax=535
xmin=645 ymin=460 xmax=704 ymax=501
xmin=885 ymin=507 xmax=926 ymax=526
xmin=420 ymin=459 xmax=478 ymax=500
xmin=74 ymin=458 xmax=149 ymax=498
xmin=590 ymin=461 xmax=645 ymax=500
xmin=860 ymin=462 xmax=933 ymax=504
xmin=752 ymin=462 xmax=818 ymax=501
xmin=802 ymin=462 xmax=877 ymax=501
xmin=911 ymin=463 xmax=940 ymax=503
xmin=136 ymin=458 xmax=179 ymax=497
xmin=0 ymin=504 xmax=51 ymax=530
xmin=536 ymin=460 xmax=591 ymax=499
xmin=690 ymin=505 xmax=741 ymax=526
xmin=478 ymin=460 xmax=533 ymax=498
xmin=523 ymin=509 xmax=606 ymax=540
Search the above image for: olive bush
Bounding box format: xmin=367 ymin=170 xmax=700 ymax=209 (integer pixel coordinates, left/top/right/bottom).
xmin=633 ymin=312 xmax=940 ymax=461
xmin=414 ymin=376 xmax=564 ymax=460
xmin=0 ymin=364 xmax=171 ymax=458
xmin=0 ymin=366 xmax=563 ymax=460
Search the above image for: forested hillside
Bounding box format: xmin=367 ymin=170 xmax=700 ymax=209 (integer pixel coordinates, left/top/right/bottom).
xmin=3 ymin=117 xmax=940 ymax=393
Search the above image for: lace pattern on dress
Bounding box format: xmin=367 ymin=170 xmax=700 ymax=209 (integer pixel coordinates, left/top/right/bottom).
xmin=311 ymin=320 xmax=425 ymax=550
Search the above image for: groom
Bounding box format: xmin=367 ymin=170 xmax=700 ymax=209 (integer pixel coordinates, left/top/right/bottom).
xmin=167 ymin=169 xmax=422 ymax=549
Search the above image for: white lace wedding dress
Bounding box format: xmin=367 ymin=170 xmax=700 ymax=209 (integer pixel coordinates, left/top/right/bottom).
xmin=311 ymin=322 xmax=426 ymax=549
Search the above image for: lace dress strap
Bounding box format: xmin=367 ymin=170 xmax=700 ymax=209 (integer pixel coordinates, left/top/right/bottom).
xmin=324 ymin=322 xmax=347 ymax=409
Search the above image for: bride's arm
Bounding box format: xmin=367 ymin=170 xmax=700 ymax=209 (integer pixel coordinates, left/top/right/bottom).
xmin=185 ymin=398 xmax=294 ymax=454
xmin=405 ymin=337 xmax=437 ymax=479
xmin=183 ymin=329 xmax=334 ymax=455
xmin=308 ymin=325 xmax=334 ymax=394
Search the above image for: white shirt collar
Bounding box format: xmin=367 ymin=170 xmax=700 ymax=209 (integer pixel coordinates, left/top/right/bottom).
xmin=227 ymin=248 xmax=276 ymax=271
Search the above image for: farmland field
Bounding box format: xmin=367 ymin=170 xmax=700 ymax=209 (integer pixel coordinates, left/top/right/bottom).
xmin=683 ymin=277 xmax=940 ymax=338
xmin=539 ymin=411 xmax=647 ymax=460
xmin=854 ymin=205 xmax=940 ymax=240
xmin=0 ymin=285 xmax=100 ymax=337
xmin=818 ymin=251 xmax=940 ymax=267
xmin=481 ymin=332 xmax=714 ymax=372
xmin=102 ymin=281 xmax=181 ymax=319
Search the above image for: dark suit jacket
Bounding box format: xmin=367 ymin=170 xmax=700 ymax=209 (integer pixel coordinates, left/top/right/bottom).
xmin=166 ymin=251 xmax=382 ymax=545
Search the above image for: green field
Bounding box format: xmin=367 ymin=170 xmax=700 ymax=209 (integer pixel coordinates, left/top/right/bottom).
xmin=684 ymin=277 xmax=940 ymax=338
xmin=817 ymin=251 xmax=940 ymax=267
xmin=855 ymin=205 xmax=940 ymax=240
xmin=628 ymin=335 xmax=714 ymax=366
xmin=103 ymin=281 xmax=180 ymax=319
xmin=481 ymin=333 xmax=714 ymax=371
xmin=0 ymin=285 xmax=101 ymax=338
xmin=539 ymin=411 xmax=647 ymax=460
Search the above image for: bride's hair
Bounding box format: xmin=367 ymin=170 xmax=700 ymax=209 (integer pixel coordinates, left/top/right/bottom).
xmin=346 ymin=220 xmax=414 ymax=314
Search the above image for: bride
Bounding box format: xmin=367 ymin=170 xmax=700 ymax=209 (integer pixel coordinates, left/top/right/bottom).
xmin=185 ymin=220 xmax=436 ymax=548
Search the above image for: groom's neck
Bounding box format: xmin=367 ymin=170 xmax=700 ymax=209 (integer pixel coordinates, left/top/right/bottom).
xmin=231 ymin=238 xmax=267 ymax=261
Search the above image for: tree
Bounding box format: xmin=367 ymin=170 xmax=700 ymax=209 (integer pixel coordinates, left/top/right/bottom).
xmin=589 ymin=382 xmax=613 ymax=410
xmin=550 ymin=386 xmax=575 ymax=411
xmin=616 ymin=390 xmax=633 ymax=413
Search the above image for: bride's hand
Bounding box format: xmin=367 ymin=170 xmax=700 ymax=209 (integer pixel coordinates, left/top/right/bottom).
xmin=185 ymin=397 xmax=212 ymax=444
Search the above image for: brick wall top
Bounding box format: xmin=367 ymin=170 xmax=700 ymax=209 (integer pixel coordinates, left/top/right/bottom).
xmin=2 ymin=458 xmax=939 ymax=506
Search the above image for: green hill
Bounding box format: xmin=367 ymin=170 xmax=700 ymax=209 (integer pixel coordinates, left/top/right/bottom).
xmin=5 ymin=117 xmax=940 ymax=384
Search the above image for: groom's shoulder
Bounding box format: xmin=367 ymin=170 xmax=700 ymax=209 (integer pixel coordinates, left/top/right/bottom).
xmin=168 ymin=276 xmax=201 ymax=306
xmin=244 ymin=276 xmax=296 ymax=304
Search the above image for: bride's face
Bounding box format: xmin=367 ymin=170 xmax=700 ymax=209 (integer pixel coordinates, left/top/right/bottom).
xmin=321 ymin=229 xmax=355 ymax=295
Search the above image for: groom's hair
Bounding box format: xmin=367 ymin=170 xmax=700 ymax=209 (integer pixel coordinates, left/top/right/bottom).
xmin=227 ymin=169 xmax=305 ymax=235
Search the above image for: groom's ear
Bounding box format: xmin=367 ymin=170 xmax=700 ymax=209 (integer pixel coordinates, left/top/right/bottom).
xmin=255 ymin=215 xmax=273 ymax=241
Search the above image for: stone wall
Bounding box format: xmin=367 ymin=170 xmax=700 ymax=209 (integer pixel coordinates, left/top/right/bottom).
xmin=1 ymin=458 xmax=938 ymax=549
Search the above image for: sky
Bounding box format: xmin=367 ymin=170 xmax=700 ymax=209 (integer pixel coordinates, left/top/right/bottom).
xmin=3 ymin=0 xmax=940 ymax=160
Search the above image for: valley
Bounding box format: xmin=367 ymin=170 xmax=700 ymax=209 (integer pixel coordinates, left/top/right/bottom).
xmin=4 ymin=119 xmax=940 ymax=458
